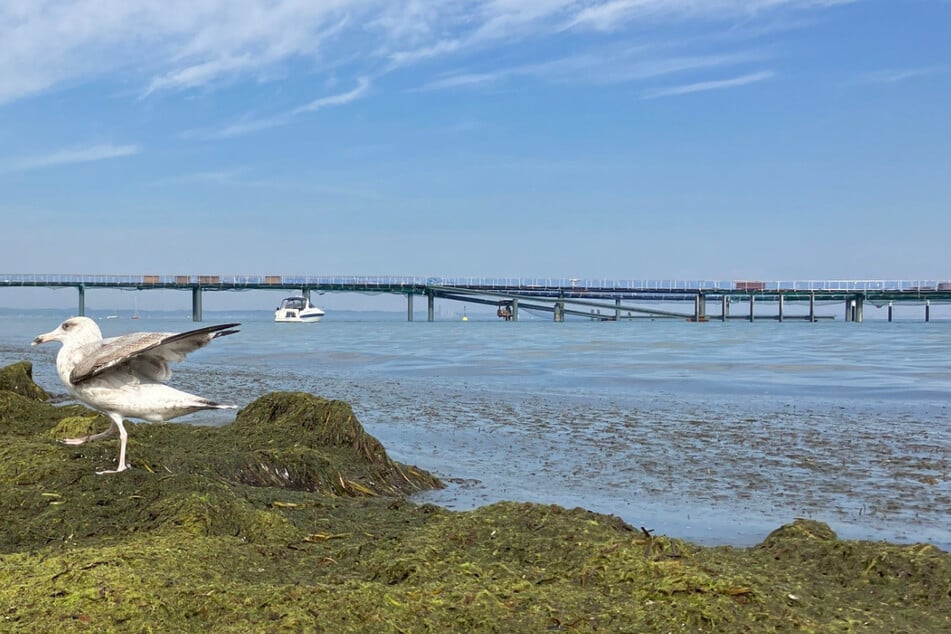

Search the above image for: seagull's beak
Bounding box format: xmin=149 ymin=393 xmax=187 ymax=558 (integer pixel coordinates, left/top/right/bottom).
xmin=31 ymin=331 xmax=56 ymax=346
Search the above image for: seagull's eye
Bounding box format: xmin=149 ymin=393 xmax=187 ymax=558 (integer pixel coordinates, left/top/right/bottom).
xmin=62 ymin=322 xmax=72 ymax=330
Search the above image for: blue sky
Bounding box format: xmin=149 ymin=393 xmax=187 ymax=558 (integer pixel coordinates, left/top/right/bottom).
xmin=1 ymin=0 xmax=950 ymax=312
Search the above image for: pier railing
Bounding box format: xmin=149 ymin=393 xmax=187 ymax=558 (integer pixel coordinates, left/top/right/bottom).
xmin=2 ymin=274 xmax=950 ymax=293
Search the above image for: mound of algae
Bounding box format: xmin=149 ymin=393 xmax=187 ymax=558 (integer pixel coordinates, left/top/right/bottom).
xmin=0 ymin=362 xmax=948 ymax=632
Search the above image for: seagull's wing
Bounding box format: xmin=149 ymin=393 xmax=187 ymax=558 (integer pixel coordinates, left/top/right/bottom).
xmin=69 ymin=323 xmax=240 ymax=385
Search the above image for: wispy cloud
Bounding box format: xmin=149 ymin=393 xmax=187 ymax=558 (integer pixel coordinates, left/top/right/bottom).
xmin=0 ymin=1 xmax=849 ymax=105
xmin=388 ymin=0 xmax=855 ymax=65
xmin=641 ymin=70 xmax=775 ymax=99
xmin=419 ymin=71 xmax=508 ymax=92
xmin=163 ymin=168 xmax=252 ymax=186
xmin=849 ymin=66 xmax=947 ymax=86
xmin=185 ymin=77 xmax=371 ymax=140
xmin=419 ymin=47 xmax=763 ymax=92
xmin=565 ymin=0 xmax=857 ymax=32
xmin=144 ymin=55 xmax=256 ymax=97
xmin=564 ymin=0 xmax=666 ymax=32
xmin=207 ymin=116 xmax=291 ymax=140
xmin=293 ymin=77 xmax=370 ymax=114
xmin=0 ymin=2 xmax=357 ymax=105
xmin=7 ymin=144 xmax=140 ymax=171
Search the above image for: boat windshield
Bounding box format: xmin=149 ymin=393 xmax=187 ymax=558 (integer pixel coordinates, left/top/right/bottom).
xmin=282 ymin=298 xmax=306 ymax=309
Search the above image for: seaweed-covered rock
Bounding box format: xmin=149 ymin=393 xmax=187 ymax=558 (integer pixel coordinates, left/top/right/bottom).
xmin=759 ymin=517 xmax=839 ymax=547
xmin=751 ymin=517 xmax=951 ymax=623
xmin=0 ymin=372 xmax=441 ymax=498
xmin=134 ymin=391 xmax=443 ymax=496
xmin=0 ymin=363 xmax=442 ymax=553
xmin=0 ymin=360 xmax=49 ymax=401
xmin=0 ymin=391 xmax=93 ymax=437
xmin=227 ymin=391 xmax=442 ymax=494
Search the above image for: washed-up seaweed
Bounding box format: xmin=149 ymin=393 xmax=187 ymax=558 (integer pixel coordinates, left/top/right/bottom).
xmin=0 ymin=361 xmax=948 ymax=632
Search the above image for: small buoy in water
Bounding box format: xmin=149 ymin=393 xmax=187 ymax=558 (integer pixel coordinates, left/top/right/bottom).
xmin=462 ymin=315 xmax=468 ymax=321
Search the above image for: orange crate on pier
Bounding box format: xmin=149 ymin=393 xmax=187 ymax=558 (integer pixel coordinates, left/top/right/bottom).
xmin=265 ymin=276 xmax=282 ymax=285
xmin=198 ymin=276 xmax=220 ymax=285
xmin=735 ymin=281 xmax=765 ymax=291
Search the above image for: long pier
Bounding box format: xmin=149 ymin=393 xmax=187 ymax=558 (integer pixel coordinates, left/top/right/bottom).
xmin=2 ymin=274 xmax=950 ymax=322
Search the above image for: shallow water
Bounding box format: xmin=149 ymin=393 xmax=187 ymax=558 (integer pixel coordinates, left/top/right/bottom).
xmin=3 ymin=310 xmax=949 ymax=549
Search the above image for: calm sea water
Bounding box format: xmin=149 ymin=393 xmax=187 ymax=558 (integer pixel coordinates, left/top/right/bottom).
xmin=2 ymin=310 xmax=949 ymax=550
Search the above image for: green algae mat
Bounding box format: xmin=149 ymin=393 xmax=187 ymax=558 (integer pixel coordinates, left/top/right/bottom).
xmin=0 ymin=361 xmax=948 ymax=632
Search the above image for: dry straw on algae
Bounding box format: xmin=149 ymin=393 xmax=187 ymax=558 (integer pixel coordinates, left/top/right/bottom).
xmin=0 ymin=361 xmax=948 ymax=632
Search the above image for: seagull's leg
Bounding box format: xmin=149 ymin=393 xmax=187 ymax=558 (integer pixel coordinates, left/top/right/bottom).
xmin=96 ymin=414 xmax=130 ymax=475
xmin=60 ymin=419 xmax=118 ymax=446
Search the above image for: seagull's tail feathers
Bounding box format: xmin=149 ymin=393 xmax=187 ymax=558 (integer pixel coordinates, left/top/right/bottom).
xmin=151 ymin=397 xmax=236 ymax=421
xmin=198 ymin=398 xmax=237 ymax=410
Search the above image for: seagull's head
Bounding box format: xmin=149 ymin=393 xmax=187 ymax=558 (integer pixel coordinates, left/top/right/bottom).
xmin=32 ymin=316 xmax=102 ymax=347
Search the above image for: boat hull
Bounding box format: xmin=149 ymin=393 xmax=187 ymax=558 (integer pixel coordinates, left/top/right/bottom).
xmin=274 ymin=297 xmax=326 ymax=323
xmin=275 ymin=310 xmax=324 ymax=323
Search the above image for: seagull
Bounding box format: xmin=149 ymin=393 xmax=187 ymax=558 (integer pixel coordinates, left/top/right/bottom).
xmin=32 ymin=316 xmax=240 ymax=474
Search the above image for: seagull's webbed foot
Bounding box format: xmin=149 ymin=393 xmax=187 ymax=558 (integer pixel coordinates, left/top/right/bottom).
xmin=96 ymin=463 xmax=130 ymax=475
xmin=59 ymin=420 xmax=119 ymax=446
xmin=61 ymin=436 xmax=93 ymax=446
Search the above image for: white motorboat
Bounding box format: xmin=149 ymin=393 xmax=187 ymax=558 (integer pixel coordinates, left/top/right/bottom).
xmin=274 ymin=297 xmax=326 ymax=323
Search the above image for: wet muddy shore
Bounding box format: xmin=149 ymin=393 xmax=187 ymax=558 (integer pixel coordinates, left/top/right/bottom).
xmin=1 ymin=361 xmax=949 ymax=632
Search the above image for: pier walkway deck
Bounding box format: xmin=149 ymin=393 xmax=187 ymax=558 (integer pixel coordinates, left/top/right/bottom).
xmin=2 ymin=274 xmax=950 ymax=322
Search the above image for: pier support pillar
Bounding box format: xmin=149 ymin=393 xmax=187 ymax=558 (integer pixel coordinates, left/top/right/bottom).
xmin=721 ymin=295 xmax=729 ymax=321
xmin=888 ymin=302 xmax=893 ymax=322
xmin=925 ymin=300 xmax=931 ymax=322
xmin=844 ymin=297 xmax=866 ymax=322
xmin=191 ymin=286 xmax=202 ymax=322
xmin=407 ymin=293 xmax=414 ymax=322
xmin=778 ymin=294 xmax=784 ymax=322
xmin=749 ymin=295 xmax=755 ymax=322
xmin=693 ymin=293 xmax=706 ymax=321
xmin=427 ymin=290 xmax=435 ymax=322
xmin=512 ymin=298 xmax=519 ymax=322
xmin=809 ymin=292 xmax=816 ymax=323
xmin=302 ymin=288 xmax=310 ymax=303
xmin=554 ymin=302 xmax=565 ymax=322
xmin=615 ymin=298 xmax=621 ymax=321
xmin=77 ymin=284 xmax=85 ymax=317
